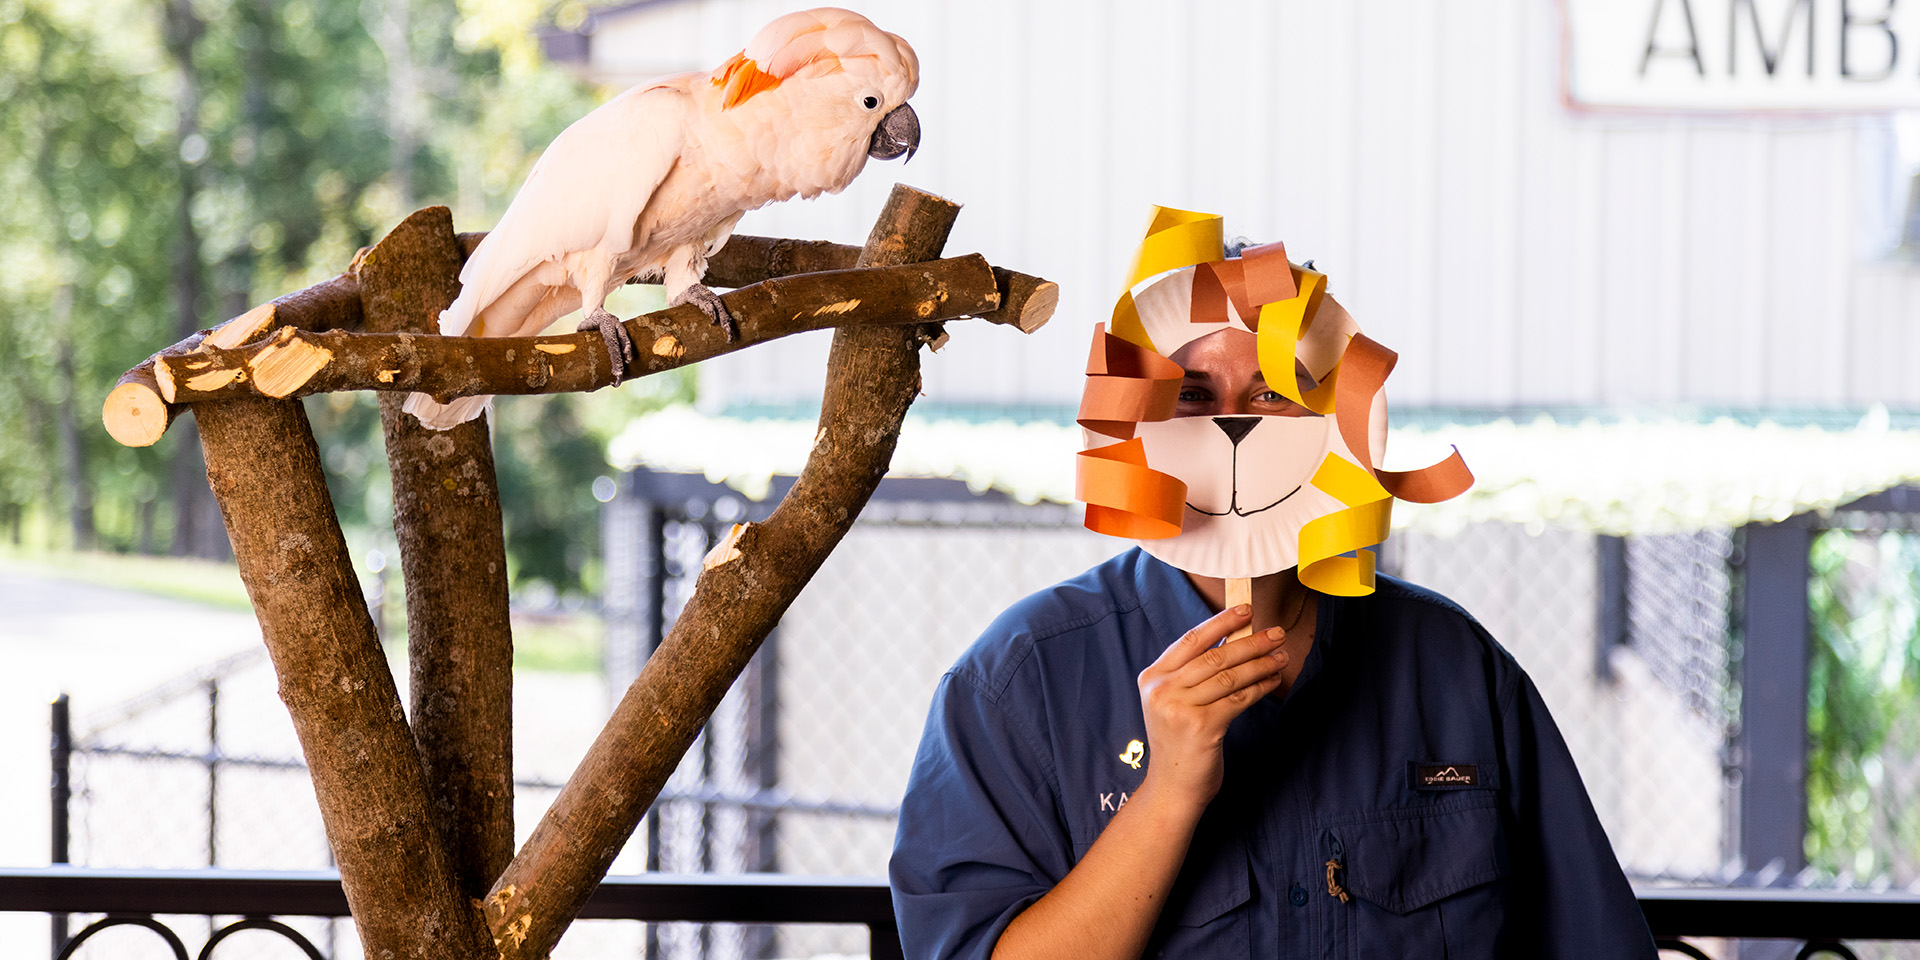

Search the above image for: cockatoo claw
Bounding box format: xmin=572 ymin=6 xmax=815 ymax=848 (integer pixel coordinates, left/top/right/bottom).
xmin=579 ymin=308 xmax=637 ymax=386
xmin=672 ymin=283 xmax=739 ymax=343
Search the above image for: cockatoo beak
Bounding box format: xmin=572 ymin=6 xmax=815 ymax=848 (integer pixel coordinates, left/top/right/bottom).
xmin=868 ymin=103 xmax=919 ymax=162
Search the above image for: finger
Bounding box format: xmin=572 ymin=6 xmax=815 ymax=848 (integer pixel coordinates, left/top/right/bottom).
xmin=1171 ymin=626 xmax=1286 ymax=691
xmin=1150 ymin=605 xmax=1253 ymax=674
xmin=1203 ymin=658 xmax=1292 ymax=716
xmin=1186 ymin=644 xmax=1289 ymax=708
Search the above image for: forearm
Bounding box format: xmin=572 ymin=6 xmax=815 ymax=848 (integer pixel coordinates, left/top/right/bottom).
xmin=989 ymin=778 xmax=1203 ymax=960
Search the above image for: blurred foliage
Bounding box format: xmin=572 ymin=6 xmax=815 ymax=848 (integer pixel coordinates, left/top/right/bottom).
xmin=1806 ymin=527 xmax=1920 ymax=884
xmin=0 ymin=0 xmax=678 ymax=598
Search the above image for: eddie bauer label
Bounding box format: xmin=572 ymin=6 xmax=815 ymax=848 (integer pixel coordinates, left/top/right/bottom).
xmin=1412 ymin=763 xmax=1480 ymax=790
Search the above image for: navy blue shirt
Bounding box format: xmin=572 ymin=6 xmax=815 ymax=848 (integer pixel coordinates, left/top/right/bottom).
xmin=889 ymin=548 xmax=1656 ymax=959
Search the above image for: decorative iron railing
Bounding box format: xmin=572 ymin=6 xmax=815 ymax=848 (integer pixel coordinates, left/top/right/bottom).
xmin=4 ymin=867 xmax=901 ymax=960
xmin=6 ymin=866 xmax=1919 ymax=960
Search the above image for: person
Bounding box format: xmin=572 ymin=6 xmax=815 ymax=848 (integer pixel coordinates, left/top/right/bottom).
xmin=888 ymin=214 xmax=1658 ymax=959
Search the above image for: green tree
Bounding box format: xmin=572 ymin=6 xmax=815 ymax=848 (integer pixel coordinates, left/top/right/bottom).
xmin=0 ymin=0 xmax=180 ymax=553
xmin=2 ymin=0 xmax=667 ymax=598
xmin=1806 ymin=527 xmax=1920 ymax=883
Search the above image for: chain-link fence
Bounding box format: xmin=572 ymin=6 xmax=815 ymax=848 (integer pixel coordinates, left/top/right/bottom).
xmin=53 ymin=472 xmax=1920 ymax=959
xmin=1391 ymin=524 xmax=1740 ymax=884
xmin=57 ymin=647 xmax=347 ymax=959
xmin=607 ymin=472 xmax=1766 ymax=959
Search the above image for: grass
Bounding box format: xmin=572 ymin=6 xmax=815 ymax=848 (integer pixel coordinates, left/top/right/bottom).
xmin=505 ymin=611 xmax=604 ymax=674
xmin=0 ymin=544 xmax=253 ymax=610
xmin=1 ymin=546 xmax=605 ymax=673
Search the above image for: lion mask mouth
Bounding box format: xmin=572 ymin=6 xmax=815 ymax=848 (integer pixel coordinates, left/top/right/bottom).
xmin=1129 ymin=409 xmax=1355 ymax=580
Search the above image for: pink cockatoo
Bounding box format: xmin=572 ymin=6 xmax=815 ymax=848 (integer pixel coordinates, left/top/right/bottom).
xmin=404 ymin=7 xmax=920 ymax=429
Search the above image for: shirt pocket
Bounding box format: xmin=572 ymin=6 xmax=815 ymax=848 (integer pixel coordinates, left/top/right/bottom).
xmin=1332 ymin=800 xmax=1505 ymax=960
xmin=1076 ymin=829 xmax=1253 ymax=960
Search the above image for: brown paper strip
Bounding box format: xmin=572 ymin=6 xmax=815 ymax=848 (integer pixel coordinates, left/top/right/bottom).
xmin=1078 ymin=324 xmax=1184 ymax=439
xmin=1333 ymin=334 xmax=1473 ymax=504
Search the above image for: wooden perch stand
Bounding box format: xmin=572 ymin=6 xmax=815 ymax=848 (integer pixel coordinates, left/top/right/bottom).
xmin=104 ymin=188 xmax=1054 ymax=960
xmin=104 ymin=235 xmax=1054 ymax=447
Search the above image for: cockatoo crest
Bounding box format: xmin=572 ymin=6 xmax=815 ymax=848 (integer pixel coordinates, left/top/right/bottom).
xmin=711 ymin=7 xmax=918 ymax=110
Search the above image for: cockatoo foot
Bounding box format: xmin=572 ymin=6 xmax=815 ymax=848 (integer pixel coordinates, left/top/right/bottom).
xmin=578 ymin=308 xmax=637 ymax=385
xmin=671 ymin=283 xmax=739 ymax=342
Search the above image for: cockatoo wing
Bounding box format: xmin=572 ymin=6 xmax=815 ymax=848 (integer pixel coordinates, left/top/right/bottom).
xmin=442 ymin=79 xmax=695 ymax=338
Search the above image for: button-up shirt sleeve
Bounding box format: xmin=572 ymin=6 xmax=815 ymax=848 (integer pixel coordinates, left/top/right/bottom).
xmin=1497 ymin=666 xmax=1659 ymax=958
xmin=890 ymin=667 xmax=1069 ymax=960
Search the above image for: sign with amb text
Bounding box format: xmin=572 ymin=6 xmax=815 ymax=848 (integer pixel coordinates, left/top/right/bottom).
xmin=1565 ymin=0 xmax=1920 ymax=110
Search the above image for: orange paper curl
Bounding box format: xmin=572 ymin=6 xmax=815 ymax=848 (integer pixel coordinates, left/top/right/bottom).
xmin=1185 ymin=242 xmax=1297 ymax=328
xmin=1078 ymin=324 xmax=1184 ymax=440
xmin=1237 ymin=242 xmax=1296 ymax=309
xmin=1332 ymin=334 xmax=1474 ymax=504
xmin=1078 ymin=438 xmax=1187 ymax=540
xmin=1189 ymin=262 xmax=1233 ymax=325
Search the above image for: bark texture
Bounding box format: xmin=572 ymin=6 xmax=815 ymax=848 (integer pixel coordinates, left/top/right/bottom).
xmin=360 ymin=206 xmax=515 ymax=901
xmin=192 ymin=395 xmax=493 ymax=959
xmin=481 ymin=185 xmax=961 ymax=960
xmin=136 ymin=254 xmax=999 ymax=409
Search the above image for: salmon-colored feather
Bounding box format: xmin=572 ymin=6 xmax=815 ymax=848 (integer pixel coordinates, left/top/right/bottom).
xmin=714 ymin=52 xmax=783 ymax=109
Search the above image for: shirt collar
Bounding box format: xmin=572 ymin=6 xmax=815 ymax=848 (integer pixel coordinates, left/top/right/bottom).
xmin=1131 ymin=549 xmax=1217 ymax=650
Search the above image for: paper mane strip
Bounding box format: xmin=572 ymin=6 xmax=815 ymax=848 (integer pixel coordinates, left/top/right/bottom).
xmin=1077 ymin=206 xmax=1473 ymax=596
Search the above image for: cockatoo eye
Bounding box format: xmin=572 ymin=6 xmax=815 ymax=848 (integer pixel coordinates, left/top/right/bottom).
xmin=863 ymin=96 xmax=879 ymax=109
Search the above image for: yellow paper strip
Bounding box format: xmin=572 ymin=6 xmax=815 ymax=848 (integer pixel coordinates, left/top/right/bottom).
xmin=1298 ymin=453 xmax=1393 ymax=596
xmin=1126 ymin=207 xmax=1224 ymax=288
xmin=1256 ymin=268 xmax=1324 ymax=408
xmin=1110 ymin=207 xmax=1230 ymax=352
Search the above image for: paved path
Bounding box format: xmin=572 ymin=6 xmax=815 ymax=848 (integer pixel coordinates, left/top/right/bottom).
xmin=0 ymin=566 xmax=263 ymax=954
xmin=0 ymin=565 xmax=650 ymax=957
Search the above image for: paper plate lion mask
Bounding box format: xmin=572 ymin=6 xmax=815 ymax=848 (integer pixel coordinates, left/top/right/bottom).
xmin=1075 ymin=207 xmax=1472 ymax=596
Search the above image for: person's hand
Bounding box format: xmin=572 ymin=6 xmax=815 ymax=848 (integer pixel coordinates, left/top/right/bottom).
xmin=992 ymin=606 xmax=1287 ymax=960
xmin=1136 ymin=606 xmax=1289 ymax=810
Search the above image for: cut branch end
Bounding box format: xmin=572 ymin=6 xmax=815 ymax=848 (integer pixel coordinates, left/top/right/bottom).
xmin=103 ymin=381 xmax=170 ymax=447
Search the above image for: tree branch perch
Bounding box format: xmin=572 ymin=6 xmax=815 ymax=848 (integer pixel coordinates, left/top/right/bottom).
xmin=105 ymin=235 xmax=1052 ymax=447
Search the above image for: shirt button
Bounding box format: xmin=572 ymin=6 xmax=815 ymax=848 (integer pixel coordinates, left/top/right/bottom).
xmin=1289 ymin=885 xmax=1309 ymax=907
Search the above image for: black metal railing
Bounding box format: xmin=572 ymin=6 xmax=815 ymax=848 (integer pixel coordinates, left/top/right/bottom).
xmin=4 ymin=867 xmax=902 ymax=960
xmin=7 ymin=866 xmax=1919 ymax=960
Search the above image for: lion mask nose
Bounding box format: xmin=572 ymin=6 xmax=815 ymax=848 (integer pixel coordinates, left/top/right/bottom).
xmin=1213 ymin=416 xmax=1258 ymax=446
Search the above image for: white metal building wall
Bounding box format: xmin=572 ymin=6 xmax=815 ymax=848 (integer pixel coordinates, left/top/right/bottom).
xmin=570 ymin=0 xmax=1920 ymax=410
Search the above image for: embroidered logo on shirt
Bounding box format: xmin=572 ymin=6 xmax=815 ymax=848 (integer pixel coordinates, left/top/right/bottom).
xmin=1412 ymin=763 xmax=1480 ymax=789
xmin=1118 ymin=739 xmax=1144 ymax=769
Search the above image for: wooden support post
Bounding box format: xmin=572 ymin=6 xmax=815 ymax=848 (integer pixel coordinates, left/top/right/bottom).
xmin=360 ymin=206 xmax=516 ymax=899
xmin=192 ymin=395 xmax=493 ymax=959
xmin=483 ymin=185 xmax=959 ymax=960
